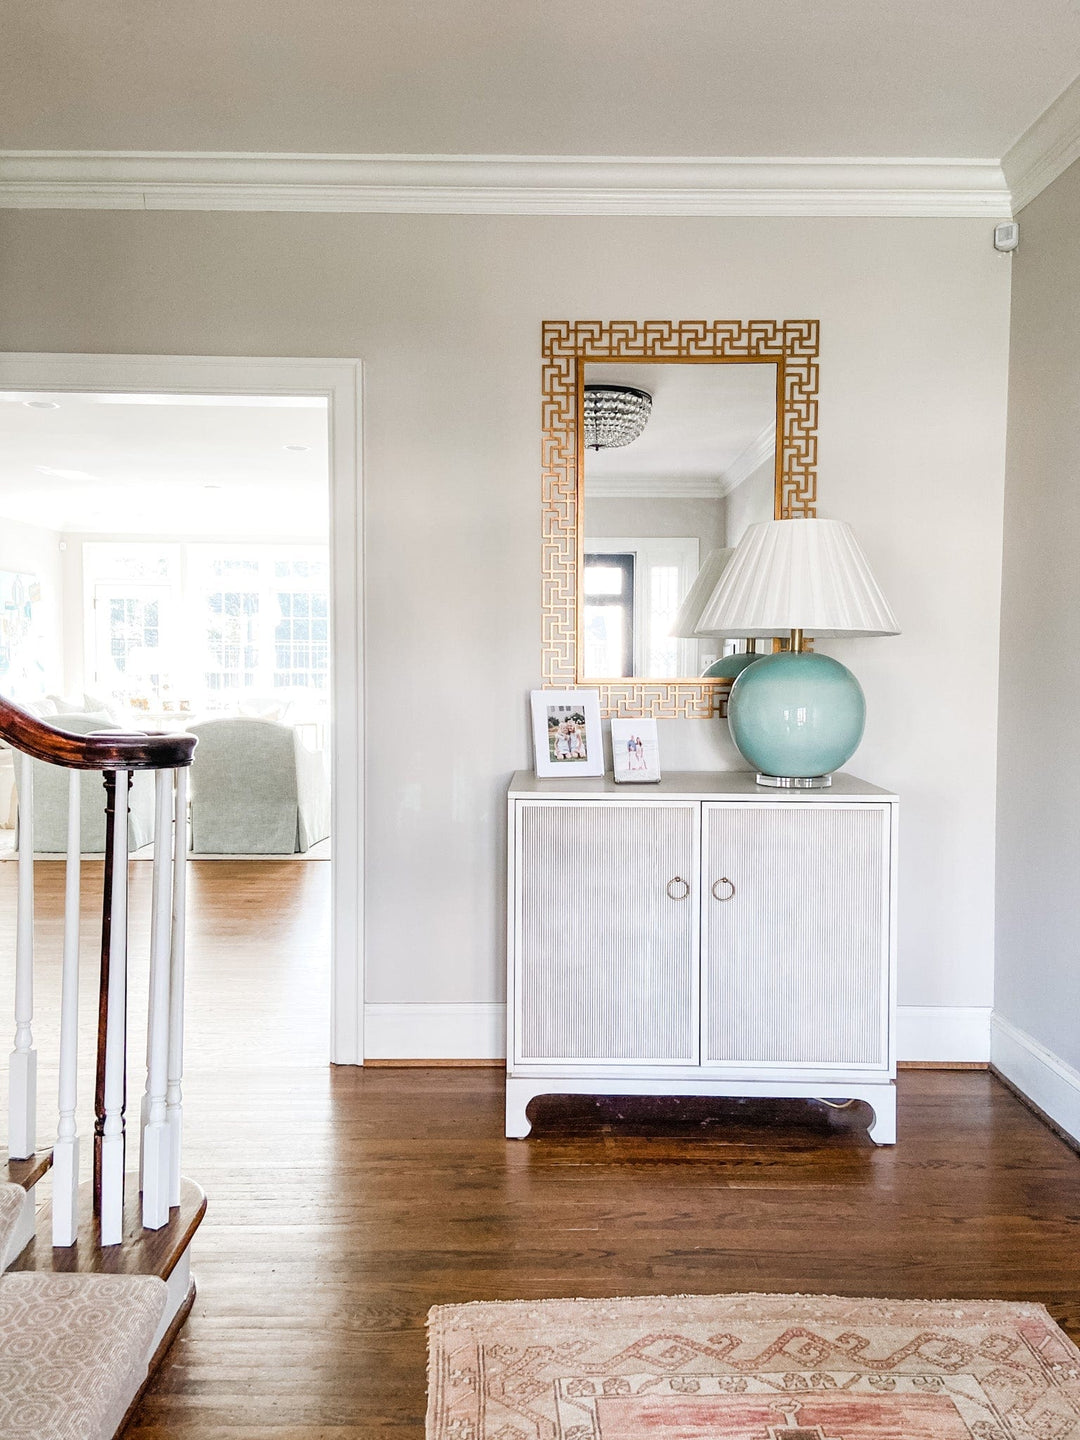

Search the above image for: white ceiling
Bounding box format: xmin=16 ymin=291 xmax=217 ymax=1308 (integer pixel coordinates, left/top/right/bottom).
xmin=0 ymin=393 xmax=330 ymax=540
xmin=584 ymin=363 xmax=776 ymax=488
xmin=3 ymin=1 xmax=1080 ymax=159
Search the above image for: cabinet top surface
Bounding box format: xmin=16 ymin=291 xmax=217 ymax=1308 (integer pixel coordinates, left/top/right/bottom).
xmin=508 ymin=770 xmax=897 ymax=801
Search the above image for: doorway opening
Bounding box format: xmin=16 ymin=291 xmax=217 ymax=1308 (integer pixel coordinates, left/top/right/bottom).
xmin=0 ymin=355 xmax=364 ymax=1065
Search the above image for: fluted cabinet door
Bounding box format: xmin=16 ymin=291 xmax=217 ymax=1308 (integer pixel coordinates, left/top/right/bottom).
xmin=516 ymin=801 xmax=698 ymax=1065
xmin=702 ymin=803 xmax=891 ymax=1070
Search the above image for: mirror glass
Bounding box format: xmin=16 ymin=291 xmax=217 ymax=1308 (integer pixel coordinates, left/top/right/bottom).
xmin=581 ymin=361 xmax=778 ymax=681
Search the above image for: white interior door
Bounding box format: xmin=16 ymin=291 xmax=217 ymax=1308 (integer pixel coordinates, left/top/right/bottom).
xmin=516 ymin=800 xmax=699 ymax=1065
xmin=701 ymin=802 xmax=891 ymax=1070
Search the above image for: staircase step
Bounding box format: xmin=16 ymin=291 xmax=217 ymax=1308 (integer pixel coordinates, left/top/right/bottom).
xmin=3 ymin=1149 xmax=52 ymax=1191
xmin=9 ymin=1174 xmax=205 ymax=1280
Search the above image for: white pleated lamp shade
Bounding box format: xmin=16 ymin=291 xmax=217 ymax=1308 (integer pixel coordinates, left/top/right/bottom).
xmin=696 ymin=518 xmax=900 ymax=639
xmin=670 ymin=548 xmax=736 ymax=639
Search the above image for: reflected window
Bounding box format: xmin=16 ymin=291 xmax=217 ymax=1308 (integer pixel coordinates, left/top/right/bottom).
xmin=649 ymin=565 xmax=681 ymax=677
xmin=583 ymin=537 xmax=699 ymax=678
xmin=583 ymin=552 xmax=634 ymax=678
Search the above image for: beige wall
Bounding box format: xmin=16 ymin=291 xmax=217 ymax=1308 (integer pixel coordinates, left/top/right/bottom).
xmin=996 ymin=159 xmax=1080 ymax=1070
xmin=723 ymin=458 xmax=775 ymax=547
xmin=0 ymin=210 xmax=1010 ymax=1028
xmin=585 ymin=496 xmax=725 ymax=552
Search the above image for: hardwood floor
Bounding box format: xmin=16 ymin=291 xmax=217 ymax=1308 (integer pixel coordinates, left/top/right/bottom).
xmin=2 ymin=862 xmax=1080 ymax=1436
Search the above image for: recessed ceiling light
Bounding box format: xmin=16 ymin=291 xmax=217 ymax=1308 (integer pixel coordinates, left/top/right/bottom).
xmin=35 ymin=465 xmax=95 ymax=480
xmin=284 ymin=444 xmax=310 ymax=452
xmin=24 ymin=400 xmax=60 ymax=410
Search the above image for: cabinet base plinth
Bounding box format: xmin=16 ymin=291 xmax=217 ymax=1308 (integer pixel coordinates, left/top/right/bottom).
xmin=504 ymin=1075 xmax=897 ymax=1145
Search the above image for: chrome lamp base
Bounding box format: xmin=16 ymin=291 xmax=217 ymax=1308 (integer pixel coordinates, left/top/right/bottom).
xmin=756 ymin=772 xmax=832 ymax=789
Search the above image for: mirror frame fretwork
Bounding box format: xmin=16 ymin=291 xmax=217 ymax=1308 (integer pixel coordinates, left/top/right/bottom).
xmin=542 ymin=318 xmax=820 ymax=718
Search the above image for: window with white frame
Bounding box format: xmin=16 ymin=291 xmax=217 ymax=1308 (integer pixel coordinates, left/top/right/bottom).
xmin=271 ymin=557 xmax=330 ymax=691
xmin=190 ymin=553 xmax=262 ymax=697
xmin=83 ymin=542 xmax=330 ymax=717
xmin=582 ymin=536 xmax=699 ymax=677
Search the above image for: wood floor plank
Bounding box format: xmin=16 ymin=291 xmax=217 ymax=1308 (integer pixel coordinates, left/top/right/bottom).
xmin=1 ymin=861 xmax=1080 ymax=1436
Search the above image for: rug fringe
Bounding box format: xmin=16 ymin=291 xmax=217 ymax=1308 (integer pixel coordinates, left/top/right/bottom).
xmin=427 ymin=1289 xmax=1057 ymax=1322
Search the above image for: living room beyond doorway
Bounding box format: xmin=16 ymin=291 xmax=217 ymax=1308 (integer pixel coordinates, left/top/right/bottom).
xmin=0 ymin=384 xmax=336 ymax=1070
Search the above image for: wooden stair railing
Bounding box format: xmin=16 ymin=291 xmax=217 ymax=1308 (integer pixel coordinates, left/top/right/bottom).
xmin=0 ymin=695 xmax=196 ymax=1250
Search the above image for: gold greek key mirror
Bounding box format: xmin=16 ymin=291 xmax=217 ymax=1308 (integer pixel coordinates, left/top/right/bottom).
xmin=542 ymin=319 xmax=820 ymax=717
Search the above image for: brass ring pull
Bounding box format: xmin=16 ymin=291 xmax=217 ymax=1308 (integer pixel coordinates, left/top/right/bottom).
xmin=665 ymin=876 xmax=690 ymax=901
xmin=712 ymin=877 xmax=736 ymax=902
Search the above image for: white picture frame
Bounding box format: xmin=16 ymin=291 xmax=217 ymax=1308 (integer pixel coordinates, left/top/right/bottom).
xmin=611 ymin=717 xmax=662 ymax=784
xmin=530 ymin=689 xmax=605 ymax=778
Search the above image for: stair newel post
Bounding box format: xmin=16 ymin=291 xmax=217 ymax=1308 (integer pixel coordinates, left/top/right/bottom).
xmin=166 ymin=764 xmax=189 ymax=1207
xmin=95 ymin=768 xmax=130 ymax=1246
xmin=8 ymin=750 xmax=36 ymax=1160
xmin=52 ymin=768 xmax=83 ymax=1247
xmin=140 ymin=767 xmax=175 ymax=1229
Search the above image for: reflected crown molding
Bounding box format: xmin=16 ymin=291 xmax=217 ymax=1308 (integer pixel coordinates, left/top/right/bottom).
xmin=0 ymin=151 xmax=1012 ymax=217
xmin=588 ymin=475 xmax=725 ymax=500
xmin=720 ymin=422 xmax=776 ymax=496
xmin=591 ymin=420 xmax=777 ymax=501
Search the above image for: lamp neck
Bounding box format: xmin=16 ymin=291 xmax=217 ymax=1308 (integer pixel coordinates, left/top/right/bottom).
xmin=789 ymin=627 xmax=805 ymax=653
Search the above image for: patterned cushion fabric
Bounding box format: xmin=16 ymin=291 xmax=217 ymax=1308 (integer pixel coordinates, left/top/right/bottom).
xmin=0 ymin=1272 xmax=167 ymax=1440
xmin=0 ymin=1185 xmax=25 ymax=1263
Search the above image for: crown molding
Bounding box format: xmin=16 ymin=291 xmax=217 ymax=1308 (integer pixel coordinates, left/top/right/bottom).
xmin=1003 ymin=73 xmax=1080 ymax=213
xmin=581 ymin=420 xmax=774 ymax=501
xmin=720 ymin=421 xmax=776 ymax=495
xmin=0 ymin=151 xmax=1012 ymax=218
xmin=588 ymin=474 xmax=724 ymax=499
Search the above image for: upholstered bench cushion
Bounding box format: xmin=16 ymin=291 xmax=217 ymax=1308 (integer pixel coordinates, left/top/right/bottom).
xmin=0 ymin=1271 xmax=167 ymax=1439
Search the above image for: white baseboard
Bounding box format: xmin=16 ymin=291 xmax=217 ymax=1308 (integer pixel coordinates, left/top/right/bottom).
xmin=991 ymin=1013 xmax=1080 ymax=1146
xmin=896 ymin=1006 xmax=992 ymax=1064
xmin=364 ymin=1002 xmax=990 ymax=1064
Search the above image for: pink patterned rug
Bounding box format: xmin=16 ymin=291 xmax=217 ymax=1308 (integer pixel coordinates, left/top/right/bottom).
xmin=426 ymin=1292 xmax=1080 ymax=1439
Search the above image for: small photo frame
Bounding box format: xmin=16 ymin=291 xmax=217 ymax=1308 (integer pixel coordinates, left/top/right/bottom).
xmin=531 ymin=689 xmax=604 ymax=778
xmin=611 ymin=718 xmax=662 ymax=784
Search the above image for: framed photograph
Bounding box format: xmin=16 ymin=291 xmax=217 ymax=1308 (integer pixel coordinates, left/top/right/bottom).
xmin=611 ymin=718 xmax=661 ymax=784
xmin=530 ymin=689 xmax=604 ymax=778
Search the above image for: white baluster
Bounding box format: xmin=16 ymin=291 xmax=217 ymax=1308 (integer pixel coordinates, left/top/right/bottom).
xmin=166 ymin=766 xmax=188 ymax=1207
xmin=52 ymin=769 xmax=82 ymax=1247
xmin=8 ymin=752 xmax=36 ymax=1160
xmin=99 ymin=768 xmax=129 ymax=1246
xmin=141 ymin=769 xmax=174 ymax=1230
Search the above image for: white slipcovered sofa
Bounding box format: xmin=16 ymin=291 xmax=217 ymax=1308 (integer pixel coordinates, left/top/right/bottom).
xmin=187 ymin=716 xmax=330 ymax=854
xmin=13 ymin=712 xmax=156 ymax=854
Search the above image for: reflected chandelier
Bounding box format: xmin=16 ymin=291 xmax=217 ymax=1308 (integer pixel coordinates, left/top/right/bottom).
xmin=583 ymin=385 xmax=652 ymax=450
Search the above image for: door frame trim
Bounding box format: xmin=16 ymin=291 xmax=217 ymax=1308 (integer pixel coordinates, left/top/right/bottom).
xmin=0 ymin=351 xmax=365 ymax=1063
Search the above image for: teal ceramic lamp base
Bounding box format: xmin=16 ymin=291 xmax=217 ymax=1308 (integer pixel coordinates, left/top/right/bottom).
xmin=701 ymin=651 xmax=761 ymax=680
xmin=726 ymin=650 xmax=866 ymax=787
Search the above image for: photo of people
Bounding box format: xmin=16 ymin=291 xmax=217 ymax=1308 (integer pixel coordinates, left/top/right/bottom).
xmin=611 ymin=718 xmax=662 ymax=783
xmin=530 ymin=689 xmax=605 ymax=778
xmin=547 ymin=705 xmax=588 ymax=763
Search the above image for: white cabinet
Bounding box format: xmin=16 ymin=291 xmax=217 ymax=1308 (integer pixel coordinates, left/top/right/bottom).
xmin=518 ymin=800 xmax=699 ymax=1064
xmin=506 ymin=771 xmax=898 ymax=1144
